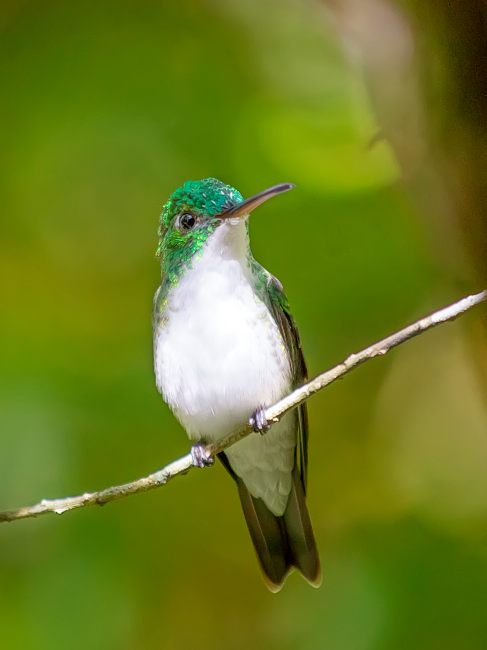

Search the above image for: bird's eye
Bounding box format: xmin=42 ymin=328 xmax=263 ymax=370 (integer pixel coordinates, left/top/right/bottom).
xmin=179 ymin=213 xmax=196 ymax=230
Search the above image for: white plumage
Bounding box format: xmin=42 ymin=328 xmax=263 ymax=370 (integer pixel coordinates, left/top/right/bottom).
xmin=154 ymin=220 xmax=296 ymax=515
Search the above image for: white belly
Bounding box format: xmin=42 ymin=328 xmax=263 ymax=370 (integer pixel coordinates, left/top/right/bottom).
xmin=153 ymin=224 xmax=296 ymax=515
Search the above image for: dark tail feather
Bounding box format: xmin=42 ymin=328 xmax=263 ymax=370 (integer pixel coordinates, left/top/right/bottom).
xmin=283 ymin=468 xmax=321 ymax=587
xmin=237 ymin=480 xmax=289 ymax=591
xmin=237 ymin=469 xmax=321 ymax=591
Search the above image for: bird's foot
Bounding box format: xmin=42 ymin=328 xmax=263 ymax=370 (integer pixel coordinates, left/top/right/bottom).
xmin=249 ymin=406 xmax=270 ymax=435
xmin=191 ymin=444 xmax=214 ymax=468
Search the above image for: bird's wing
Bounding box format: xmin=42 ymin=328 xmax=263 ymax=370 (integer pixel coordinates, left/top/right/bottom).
xmin=219 ymin=266 xmax=319 ymax=589
xmin=258 ymin=270 xmax=309 ymax=492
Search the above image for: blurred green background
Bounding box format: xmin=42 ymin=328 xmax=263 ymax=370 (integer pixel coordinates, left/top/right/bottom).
xmin=1 ymin=1 xmax=487 ymax=649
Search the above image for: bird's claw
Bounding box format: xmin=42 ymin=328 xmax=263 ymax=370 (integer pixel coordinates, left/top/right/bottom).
xmin=250 ymin=406 xmax=270 ymax=435
xmin=191 ymin=444 xmax=214 ymax=468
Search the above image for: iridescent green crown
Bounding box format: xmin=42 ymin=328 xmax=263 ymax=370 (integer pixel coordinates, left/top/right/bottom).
xmin=159 ymin=177 xmax=243 ymax=233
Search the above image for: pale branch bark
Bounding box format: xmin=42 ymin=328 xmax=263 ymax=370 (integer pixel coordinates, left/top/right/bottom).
xmin=1 ymin=290 xmax=485 ymax=524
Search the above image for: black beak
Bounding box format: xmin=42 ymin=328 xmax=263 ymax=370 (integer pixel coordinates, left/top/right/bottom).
xmin=217 ymin=183 xmax=295 ymax=220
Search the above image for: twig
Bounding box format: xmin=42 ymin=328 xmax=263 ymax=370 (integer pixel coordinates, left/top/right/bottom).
xmin=1 ymin=290 xmax=485 ymax=524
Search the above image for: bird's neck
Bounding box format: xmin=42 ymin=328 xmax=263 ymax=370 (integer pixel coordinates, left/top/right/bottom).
xmin=179 ymin=220 xmax=251 ymax=278
xmin=210 ymin=218 xmax=250 ymax=262
xmin=162 ymin=220 xmax=256 ymax=303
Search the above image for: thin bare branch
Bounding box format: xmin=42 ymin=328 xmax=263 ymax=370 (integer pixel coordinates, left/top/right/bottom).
xmin=1 ymin=290 xmax=485 ymax=524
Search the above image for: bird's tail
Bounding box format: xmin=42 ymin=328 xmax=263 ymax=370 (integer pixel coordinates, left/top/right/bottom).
xmin=236 ymin=468 xmax=321 ymax=592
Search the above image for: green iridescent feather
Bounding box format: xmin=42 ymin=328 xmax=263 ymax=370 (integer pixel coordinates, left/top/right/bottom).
xmin=251 ymin=259 xmax=309 ymax=488
xmin=157 ymin=178 xmax=243 ymax=284
xmin=154 ymin=178 xmax=244 ymax=323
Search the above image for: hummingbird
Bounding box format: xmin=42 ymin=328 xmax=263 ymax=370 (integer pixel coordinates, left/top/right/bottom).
xmin=153 ymin=178 xmax=320 ymax=591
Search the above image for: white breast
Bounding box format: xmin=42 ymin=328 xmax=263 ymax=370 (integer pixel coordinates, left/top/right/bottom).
xmin=154 ymin=221 xmax=296 ymax=515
